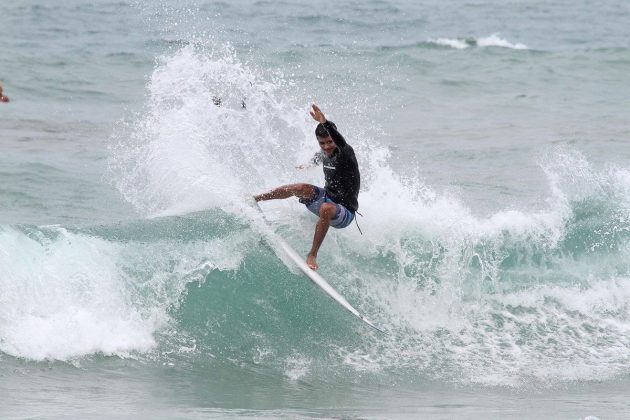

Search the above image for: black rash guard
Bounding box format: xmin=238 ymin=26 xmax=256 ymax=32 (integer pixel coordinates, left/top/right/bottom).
xmin=314 ymin=121 xmax=360 ymax=213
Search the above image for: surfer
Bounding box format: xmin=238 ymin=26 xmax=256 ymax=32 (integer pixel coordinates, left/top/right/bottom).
xmin=255 ymin=104 xmax=360 ymax=270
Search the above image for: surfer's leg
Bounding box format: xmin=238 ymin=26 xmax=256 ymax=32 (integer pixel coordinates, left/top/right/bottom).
xmin=254 ymin=183 xmax=316 ymax=202
xmin=306 ymin=202 xmax=336 ymax=270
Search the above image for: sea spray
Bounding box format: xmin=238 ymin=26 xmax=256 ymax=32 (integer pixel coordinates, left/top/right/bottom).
xmin=109 ymin=43 xmax=311 ymax=217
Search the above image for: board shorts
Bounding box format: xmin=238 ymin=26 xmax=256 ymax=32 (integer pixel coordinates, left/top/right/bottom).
xmin=299 ymin=186 xmax=355 ymax=229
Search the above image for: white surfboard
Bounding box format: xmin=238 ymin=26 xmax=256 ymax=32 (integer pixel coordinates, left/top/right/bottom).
xmin=255 ymin=204 xmax=385 ymax=334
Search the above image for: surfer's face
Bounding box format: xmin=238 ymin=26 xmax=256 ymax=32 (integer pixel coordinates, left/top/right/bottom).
xmin=317 ymin=135 xmax=336 ymax=156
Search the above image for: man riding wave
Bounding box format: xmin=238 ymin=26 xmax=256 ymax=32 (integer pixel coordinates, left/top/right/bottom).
xmin=254 ymin=104 xmax=360 ymax=270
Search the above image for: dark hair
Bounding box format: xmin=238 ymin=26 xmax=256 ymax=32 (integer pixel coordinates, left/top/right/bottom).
xmin=315 ymin=121 xmax=336 ymax=138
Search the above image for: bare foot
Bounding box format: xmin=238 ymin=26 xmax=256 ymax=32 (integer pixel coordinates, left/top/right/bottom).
xmin=306 ymin=254 xmax=319 ymax=270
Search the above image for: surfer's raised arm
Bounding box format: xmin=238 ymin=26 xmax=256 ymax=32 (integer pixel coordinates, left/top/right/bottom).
xmin=310 ymin=104 xmax=347 ymax=148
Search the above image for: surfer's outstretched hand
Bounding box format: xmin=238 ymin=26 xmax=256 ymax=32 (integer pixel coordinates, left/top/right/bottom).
xmin=310 ymin=104 xmax=327 ymax=124
xmin=306 ymin=253 xmax=319 ymax=270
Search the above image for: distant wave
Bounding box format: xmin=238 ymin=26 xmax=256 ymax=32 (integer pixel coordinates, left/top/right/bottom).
xmin=428 ymin=38 xmax=469 ymax=50
xmin=428 ymin=34 xmax=529 ymax=50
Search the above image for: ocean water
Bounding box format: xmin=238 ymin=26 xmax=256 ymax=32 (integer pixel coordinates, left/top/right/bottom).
xmin=2 ymin=0 xmax=630 ymax=418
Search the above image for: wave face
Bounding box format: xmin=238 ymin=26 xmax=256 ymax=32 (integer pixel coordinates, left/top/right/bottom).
xmin=3 ymin=44 xmax=630 ymax=389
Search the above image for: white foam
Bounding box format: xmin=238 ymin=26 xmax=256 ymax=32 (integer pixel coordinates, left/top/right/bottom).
xmin=327 ymin=148 xmax=630 ymax=385
xmin=477 ymin=34 xmax=529 ymax=50
xmin=429 ymin=38 xmax=470 ymax=49
xmin=428 ymin=34 xmax=528 ymax=50
xmin=3 ymin=308 xmax=156 ymax=361
xmin=0 ymin=225 xmax=251 ymax=361
xmin=284 ymin=355 xmax=312 ymax=380
xmin=0 ymin=227 xmax=158 ymax=360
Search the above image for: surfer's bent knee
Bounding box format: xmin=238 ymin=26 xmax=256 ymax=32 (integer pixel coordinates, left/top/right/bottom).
xmin=293 ymin=183 xmax=316 ymax=199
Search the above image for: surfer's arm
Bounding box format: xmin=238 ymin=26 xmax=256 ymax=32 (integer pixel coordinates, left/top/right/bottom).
xmin=296 ymin=152 xmax=323 ymax=170
xmin=310 ymin=103 xmax=348 ymax=148
xmin=323 ymin=120 xmax=348 ymax=148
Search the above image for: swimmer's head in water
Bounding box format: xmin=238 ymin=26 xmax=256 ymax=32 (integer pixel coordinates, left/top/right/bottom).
xmin=0 ymin=84 xmax=8 ymax=103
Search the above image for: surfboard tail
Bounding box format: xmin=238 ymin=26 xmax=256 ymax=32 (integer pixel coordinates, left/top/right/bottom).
xmin=359 ymin=316 xmax=387 ymax=334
